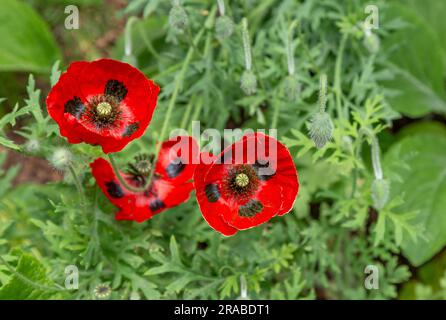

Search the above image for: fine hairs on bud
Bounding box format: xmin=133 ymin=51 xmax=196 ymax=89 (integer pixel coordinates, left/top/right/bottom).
xmin=216 ymin=15 xmax=235 ymax=41
xmin=240 ymin=18 xmax=257 ymax=95
xmin=50 ymin=147 xmax=73 ymax=171
xmin=308 ymin=74 xmax=333 ymax=149
xmin=169 ymin=0 xmax=188 ymax=31
xmin=24 ymin=138 xmax=40 ymax=153
xmin=215 ymin=0 xmax=234 ymax=41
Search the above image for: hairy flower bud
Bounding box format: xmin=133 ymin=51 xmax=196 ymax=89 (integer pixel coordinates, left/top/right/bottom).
xmin=371 ymin=178 xmax=390 ymax=210
xmin=24 ymin=138 xmax=40 ymax=153
xmin=215 ymin=15 xmax=235 ymax=41
xmin=282 ymin=74 xmax=300 ymax=101
xmin=308 ymin=112 xmax=333 ymax=149
xmin=50 ymin=147 xmax=73 ymax=171
xmin=169 ymin=5 xmax=188 ymax=31
xmin=240 ymin=70 xmax=257 ymax=95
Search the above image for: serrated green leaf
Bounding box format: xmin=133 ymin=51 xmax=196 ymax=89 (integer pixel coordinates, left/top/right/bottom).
xmin=0 ymin=252 xmax=62 ymax=299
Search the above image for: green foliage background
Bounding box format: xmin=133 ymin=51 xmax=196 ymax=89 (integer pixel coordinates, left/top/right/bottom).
xmin=0 ymin=0 xmax=446 ymax=300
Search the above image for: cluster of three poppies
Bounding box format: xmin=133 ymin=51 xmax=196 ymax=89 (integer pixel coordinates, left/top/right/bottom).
xmin=46 ymin=59 xmax=299 ymax=236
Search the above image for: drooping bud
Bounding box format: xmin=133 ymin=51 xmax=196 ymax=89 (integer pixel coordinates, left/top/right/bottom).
xmin=308 ymin=74 xmax=333 ymax=149
xmin=282 ymin=74 xmax=300 ymax=101
xmin=240 ymin=70 xmax=257 ymax=95
xmin=24 ymin=138 xmax=40 ymax=154
xmin=50 ymin=147 xmax=73 ymax=171
xmin=169 ymin=2 xmax=188 ymax=31
xmin=215 ymin=15 xmax=235 ymax=41
xmin=363 ymin=32 xmax=380 ymax=54
xmin=308 ymin=111 xmax=334 ymax=149
xmin=371 ymin=178 xmax=390 ymax=210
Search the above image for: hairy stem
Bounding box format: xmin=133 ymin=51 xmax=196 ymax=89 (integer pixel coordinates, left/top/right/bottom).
xmin=334 ymin=34 xmax=347 ymax=118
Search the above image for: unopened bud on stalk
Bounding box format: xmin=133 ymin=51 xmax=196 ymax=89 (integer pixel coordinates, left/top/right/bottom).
xmin=371 ymin=178 xmax=390 ymax=210
xmin=240 ymin=70 xmax=257 ymax=95
xmin=369 ymin=133 xmax=389 ymax=209
xmin=50 ymin=147 xmax=73 ymax=171
xmin=240 ymin=18 xmax=257 ymax=95
xmin=169 ymin=1 xmax=188 ymax=31
xmin=363 ymin=32 xmax=380 ymax=54
xmin=282 ymin=74 xmax=300 ymax=101
xmin=24 ymin=138 xmax=40 ymax=153
xmin=308 ymin=74 xmax=333 ymax=149
xmin=215 ymin=15 xmax=235 ymax=41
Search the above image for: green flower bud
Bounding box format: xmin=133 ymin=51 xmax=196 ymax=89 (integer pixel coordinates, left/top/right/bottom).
xmin=169 ymin=5 xmax=188 ymax=31
xmin=308 ymin=112 xmax=333 ymax=149
xmin=282 ymin=74 xmax=300 ymax=101
xmin=240 ymin=70 xmax=257 ymax=95
xmin=215 ymin=15 xmax=235 ymax=41
xmin=24 ymin=138 xmax=40 ymax=153
xmin=363 ymin=32 xmax=380 ymax=54
xmin=371 ymin=178 xmax=390 ymax=210
xmin=50 ymin=147 xmax=73 ymax=171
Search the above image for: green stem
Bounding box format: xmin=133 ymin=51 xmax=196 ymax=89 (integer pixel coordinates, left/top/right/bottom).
xmin=271 ymin=98 xmax=280 ymax=129
xmin=146 ymin=28 xmax=206 ymax=186
xmin=180 ymin=96 xmax=195 ymax=130
xmin=68 ymin=164 xmax=86 ymax=205
xmin=334 ymin=34 xmax=347 ymax=119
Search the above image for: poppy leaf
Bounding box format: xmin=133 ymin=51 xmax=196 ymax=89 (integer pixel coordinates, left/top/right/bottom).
xmin=384 ymin=124 xmax=446 ymax=266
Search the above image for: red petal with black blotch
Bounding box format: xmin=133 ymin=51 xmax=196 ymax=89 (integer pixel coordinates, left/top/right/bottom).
xmin=194 ymin=133 xmax=299 ymax=232
xmin=90 ymin=138 xmax=196 ymax=223
xmin=47 ymin=59 xmax=160 ymax=153
xmin=245 ymin=132 xmax=299 ymax=216
xmin=194 ymin=152 xmax=238 ymax=236
xmin=155 ymin=135 xmax=200 ymax=184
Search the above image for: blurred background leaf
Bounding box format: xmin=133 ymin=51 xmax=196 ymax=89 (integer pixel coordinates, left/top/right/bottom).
xmin=0 ymin=0 xmax=61 ymax=73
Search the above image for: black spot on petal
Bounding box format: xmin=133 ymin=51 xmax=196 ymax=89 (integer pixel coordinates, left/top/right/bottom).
xmin=252 ymin=160 xmax=275 ymax=181
xmin=238 ymin=200 xmax=263 ymax=217
xmin=64 ymin=96 xmax=85 ymax=119
xmin=105 ymin=79 xmax=128 ymax=102
xmin=205 ymin=184 xmax=220 ymax=203
xmin=166 ymin=159 xmax=186 ymax=178
xmin=149 ymin=198 xmax=165 ymax=212
xmin=105 ymin=181 xmax=124 ymax=199
xmin=123 ymin=122 xmax=139 ymax=137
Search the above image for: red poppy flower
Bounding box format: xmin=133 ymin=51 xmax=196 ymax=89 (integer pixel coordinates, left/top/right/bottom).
xmin=90 ymin=136 xmax=199 ymax=222
xmin=194 ymin=133 xmax=298 ymax=236
xmin=47 ymin=59 xmax=160 ymax=153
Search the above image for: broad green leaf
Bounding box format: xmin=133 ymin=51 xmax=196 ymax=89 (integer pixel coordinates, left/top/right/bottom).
xmin=380 ymin=4 xmax=446 ymax=117
xmin=0 ymin=0 xmax=61 ymax=73
xmin=0 ymin=252 xmax=62 ymax=299
xmin=384 ymin=127 xmax=446 ymax=266
xmin=403 ymin=0 xmax=446 ymax=61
